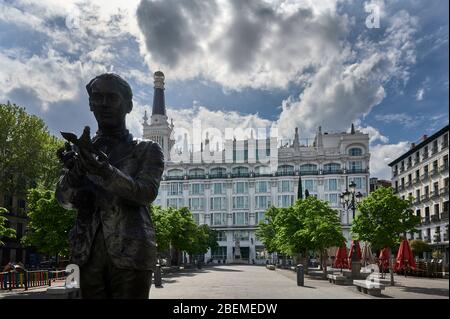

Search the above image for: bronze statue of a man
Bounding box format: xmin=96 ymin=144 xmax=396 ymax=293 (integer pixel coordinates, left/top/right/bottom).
xmin=56 ymin=73 xmax=164 ymax=298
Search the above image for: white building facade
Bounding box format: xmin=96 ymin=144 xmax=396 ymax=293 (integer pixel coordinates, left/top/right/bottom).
xmin=389 ymin=125 xmax=449 ymax=262
xmin=143 ymin=72 xmax=370 ymax=264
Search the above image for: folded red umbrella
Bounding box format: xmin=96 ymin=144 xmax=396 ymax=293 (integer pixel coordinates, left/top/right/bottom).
xmin=379 ymin=247 xmax=391 ymax=272
xmin=334 ymin=245 xmax=349 ymax=269
xmin=348 ymin=240 xmax=362 ymax=269
xmin=394 ymin=239 xmax=416 ymax=272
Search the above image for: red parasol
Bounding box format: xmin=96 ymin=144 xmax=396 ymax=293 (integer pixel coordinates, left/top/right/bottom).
xmin=334 ymin=245 xmax=349 ymax=269
xmin=348 ymin=240 xmax=362 ymax=269
xmin=378 ymin=247 xmax=391 ymax=273
xmin=394 ymin=239 xmax=416 ymax=272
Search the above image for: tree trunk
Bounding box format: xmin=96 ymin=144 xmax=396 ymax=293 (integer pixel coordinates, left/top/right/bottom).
xmin=322 ymin=249 xmax=328 ymax=276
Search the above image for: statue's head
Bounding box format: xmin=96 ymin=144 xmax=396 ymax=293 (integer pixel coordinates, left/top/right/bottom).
xmin=86 ymin=73 xmax=133 ymax=129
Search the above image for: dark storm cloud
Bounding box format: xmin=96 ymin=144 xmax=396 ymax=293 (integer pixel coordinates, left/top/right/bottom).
xmin=136 ymin=0 xmax=218 ymax=66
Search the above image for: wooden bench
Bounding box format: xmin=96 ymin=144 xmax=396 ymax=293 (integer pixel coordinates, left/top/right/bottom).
xmin=353 ymin=280 xmax=385 ymax=297
xmin=327 ymin=274 xmax=348 ymax=285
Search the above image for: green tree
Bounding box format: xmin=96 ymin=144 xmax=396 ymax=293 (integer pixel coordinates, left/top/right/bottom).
xmin=188 ymin=224 xmax=219 ymax=258
xmin=0 ymin=207 xmax=16 ymax=246
xmin=150 ymin=205 xmax=172 ymax=252
xmin=350 ymin=187 xmax=421 ymax=251
xmin=256 ymin=206 xmax=280 ymax=254
xmin=0 ymin=102 xmax=63 ymax=195
xmin=21 ymin=188 xmax=76 ymax=258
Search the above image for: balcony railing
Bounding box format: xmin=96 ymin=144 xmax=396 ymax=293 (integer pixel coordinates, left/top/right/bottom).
xmin=393 ymin=171 xmax=398 ymax=177
xmin=414 ymin=159 xmax=420 ymax=166
xmin=299 ymin=170 xmax=319 ymax=176
xmin=440 ymin=164 xmax=449 ymax=173
xmin=420 ymin=173 xmax=429 ymax=181
xmin=209 ymin=173 xmax=228 ymax=179
xmin=424 ymin=236 xmax=431 ymax=243
xmin=431 ymin=146 xmax=438 ymax=155
xmin=413 ymin=176 xmax=420 ymax=184
xmin=421 ymin=194 xmax=430 ymax=202
xmin=423 ymin=152 xmax=429 ymax=160
xmin=422 ymin=217 xmax=430 ymax=225
xmin=441 ymin=211 xmax=449 ymax=221
xmin=440 ymin=186 xmax=449 ymax=196
xmin=322 ymin=169 xmax=343 ymax=175
xmin=413 ymin=198 xmax=421 ymax=205
xmin=164 ymin=175 xmax=185 ymax=180
xmin=188 ymin=174 xmax=206 ymax=179
xmin=431 ymin=190 xmax=440 ymax=199
xmin=231 ymin=173 xmax=251 ymax=178
xmin=442 ymin=141 xmax=448 ymax=149
xmin=348 ymin=168 xmax=368 ymax=174
xmin=407 ymin=163 xmax=412 ymax=169
xmin=405 ymin=181 xmax=412 ymax=188
xmin=431 ymin=168 xmax=439 ymax=177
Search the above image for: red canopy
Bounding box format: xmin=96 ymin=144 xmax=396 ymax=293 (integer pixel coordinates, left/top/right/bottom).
xmin=394 ymin=239 xmax=416 ymax=272
xmin=348 ymin=240 xmax=362 ymax=268
xmin=334 ymin=245 xmax=349 ymax=269
xmin=378 ymin=247 xmax=391 ymax=272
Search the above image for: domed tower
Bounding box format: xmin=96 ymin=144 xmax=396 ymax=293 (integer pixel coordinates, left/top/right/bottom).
xmin=143 ymin=71 xmax=175 ymax=161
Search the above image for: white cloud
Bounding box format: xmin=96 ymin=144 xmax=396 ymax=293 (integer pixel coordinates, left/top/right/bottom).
xmin=415 ymin=88 xmax=425 ymax=101
xmin=370 ymin=141 xmax=410 ymax=179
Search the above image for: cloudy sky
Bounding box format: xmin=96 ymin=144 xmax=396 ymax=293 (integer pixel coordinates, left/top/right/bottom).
xmin=0 ymin=0 xmax=448 ymax=178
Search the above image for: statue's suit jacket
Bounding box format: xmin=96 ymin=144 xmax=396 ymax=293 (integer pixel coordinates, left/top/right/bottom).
xmin=56 ymin=134 xmax=164 ymax=271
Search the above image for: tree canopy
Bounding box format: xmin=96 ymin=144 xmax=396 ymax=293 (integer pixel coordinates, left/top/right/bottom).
xmin=0 ymin=102 xmax=63 ymax=194
xmin=0 ymin=207 xmax=16 ymax=246
xmin=21 ymin=188 xmax=76 ymax=257
xmin=350 ymin=187 xmax=421 ymax=250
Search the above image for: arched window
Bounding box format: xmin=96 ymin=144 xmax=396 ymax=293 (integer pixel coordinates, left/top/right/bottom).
xmin=349 ymin=148 xmax=363 ymax=156
xmin=232 ymin=166 xmax=249 ymax=177
xmin=277 ymin=165 xmax=294 ymax=176
xmin=323 ymin=163 xmax=341 ymax=173
xmin=255 ymin=166 xmax=271 ymax=175
xmin=300 ymin=164 xmax=317 ymax=174
xmin=189 ymin=168 xmax=205 ymax=178
xmin=167 ymin=169 xmax=183 ymax=177
xmin=210 ymin=167 xmax=227 ymax=177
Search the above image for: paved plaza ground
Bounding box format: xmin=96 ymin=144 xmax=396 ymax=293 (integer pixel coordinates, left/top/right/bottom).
xmin=0 ymin=264 xmax=448 ymax=299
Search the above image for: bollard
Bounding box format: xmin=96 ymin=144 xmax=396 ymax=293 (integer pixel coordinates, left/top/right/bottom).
xmin=297 ymin=264 xmax=304 ymax=286
xmin=154 ymin=264 xmax=162 ymax=288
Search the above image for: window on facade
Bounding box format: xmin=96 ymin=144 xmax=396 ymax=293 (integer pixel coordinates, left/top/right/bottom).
xmin=255 ymin=181 xmax=269 ymax=193
xmin=210 ymin=167 xmax=226 ymax=177
xmin=210 ymin=197 xmax=227 ymax=211
xmin=300 ymin=164 xmax=317 ymax=174
xmin=211 ymin=246 xmax=227 ymax=259
xmin=277 ymin=165 xmax=294 ymax=175
xmin=167 ymin=169 xmax=183 ymax=177
xmin=17 ymin=199 xmax=26 ymax=209
xmin=255 ymin=196 xmax=271 ymax=209
xmin=325 ymin=179 xmax=339 ymax=191
xmin=233 ymin=182 xmax=248 ymax=194
xmin=434 ymin=182 xmax=439 ymax=195
xmin=167 ymin=198 xmax=184 ymax=209
xmin=443 ymin=155 xmax=449 ymax=169
xmin=416 ymin=189 xmax=420 ymax=201
xmin=232 ymin=166 xmax=249 ymax=176
xmin=277 ymin=195 xmax=294 ymax=207
xmin=192 ymin=213 xmax=200 ymax=225
xmin=232 ymin=196 xmax=249 ymax=209
xmin=323 ymin=163 xmax=341 ymax=172
xmin=349 ymin=177 xmax=365 ymax=190
xmin=189 ymin=168 xmax=205 ymax=177
xmin=302 ymin=179 xmax=316 ymax=192
xmin=189 ymin=198 xmax=205 ymax=211
xmin=212 ymin=213 xmax=227 ymax=226
xmin=255 ymin=166 xmax=271 ymax=175
xmin=349 ymin=161 xmax=363 ymax=171
xmin=255 ymin=212 xmax=266 ymax=224
xmin=233 ymin=212 xmax=249 ymax=225
xmin=3 ymin=195 xmax=12 ymax=207
xmin=434 ymin=204 xmax=440 ymax=215
xmin=408 ymin=174 xmax=412 ymax=183
xmin=432 ymin=140 xmax=438 ymax=153
xmin=168 ymin=183 xmax=183 ymax=196
xmin=17 ymin=223 xmax=23 ymax=239
xmin=216 ymin=231 xmax=227 ymax=241
xmin=349 ymin=148 xmax=363 ymax=156
xmin=278 ymin=180 xmax=294 ymax=192
xmin=189 ymin=183 xmax=205 ymax=195
xmin=212 ymin=182 xmax=226 ymax=195
xmin=325 ymin=194 xmax=338 ymax=205
xmin=233 ymin=230 xmax=249 ymax=241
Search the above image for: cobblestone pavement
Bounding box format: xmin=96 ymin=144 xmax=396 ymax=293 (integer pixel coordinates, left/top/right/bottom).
xmin=149 ymin=265 xmax=449 ymax=299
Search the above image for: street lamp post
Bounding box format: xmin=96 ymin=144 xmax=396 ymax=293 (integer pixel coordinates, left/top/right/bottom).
xmin=340 ymin=181 xmax=364 ymax=278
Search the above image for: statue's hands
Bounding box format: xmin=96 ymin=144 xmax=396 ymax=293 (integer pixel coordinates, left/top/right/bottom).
xmin=78 ymin=148 xmax=113 ymax=179
xmin=57 ymin=142 xmax=78 ymax=169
